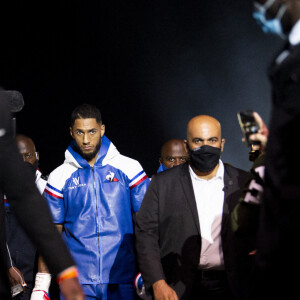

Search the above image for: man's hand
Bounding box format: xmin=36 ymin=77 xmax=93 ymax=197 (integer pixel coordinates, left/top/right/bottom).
xmin=59 ymin=277 xmax=85 ymax=300
xmin=152 ymin=280 xmax=178 ymax=300
xmin=8 ymin=266 xmax=26 ymax=292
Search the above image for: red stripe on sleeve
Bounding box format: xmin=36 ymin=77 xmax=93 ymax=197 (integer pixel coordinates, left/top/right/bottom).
xmin=45 ymin=189 xmax=63 ymax=199
xmin=130 ymin=175 xmax=147 ymax=190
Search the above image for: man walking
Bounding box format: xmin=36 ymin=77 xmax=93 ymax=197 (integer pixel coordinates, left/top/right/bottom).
xmin=32 ymin=103 xmax=149 ymax=300
xmin=135 ymin=115 xmax=251 ymax=300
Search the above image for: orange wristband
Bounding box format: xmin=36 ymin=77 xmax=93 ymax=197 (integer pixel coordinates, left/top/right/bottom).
xmin=56 ymin=266 xmax=78 ymax=285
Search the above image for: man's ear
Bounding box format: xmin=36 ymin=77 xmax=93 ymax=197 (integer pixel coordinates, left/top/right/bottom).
xmin=221 ymin=138 xmax=226 ymax=152
xmin=100 ymin=124 xmax=105 ymax=137
xmin=183 ymin=140 xmax=188 ymax=152
xmin=70 ymin=127 xmax=74 ymax=138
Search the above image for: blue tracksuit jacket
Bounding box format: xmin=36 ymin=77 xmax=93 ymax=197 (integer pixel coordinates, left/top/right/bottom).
xmin=44 ymin=135 xmax=150 ymax=284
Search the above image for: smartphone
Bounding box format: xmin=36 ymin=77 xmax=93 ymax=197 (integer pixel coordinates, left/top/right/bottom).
xmin=237 ymin=110 xmax=260 ymax=148
xmin=11 ymin=283 xmax=23 ymax=298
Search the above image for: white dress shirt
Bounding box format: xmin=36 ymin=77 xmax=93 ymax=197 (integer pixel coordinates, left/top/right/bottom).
xmin=189 ymin=160 xmax=225 ymax=270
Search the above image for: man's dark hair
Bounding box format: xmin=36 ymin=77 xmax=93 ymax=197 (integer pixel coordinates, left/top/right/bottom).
xmin=70 ymin=103 xmax=102 ymax=126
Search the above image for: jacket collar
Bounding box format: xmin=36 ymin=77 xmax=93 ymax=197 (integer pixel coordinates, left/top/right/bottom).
xmin=65 ymin=135 xmax=117 ymax=169
xmin=35 ymin=169 xmax=42 ymax=183
xmin=289 ymin=19 xmax=300 ymax=46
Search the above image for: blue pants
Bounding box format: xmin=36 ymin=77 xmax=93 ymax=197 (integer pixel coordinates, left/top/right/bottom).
xmin=61 ymin=283 xmax=135 ymax=300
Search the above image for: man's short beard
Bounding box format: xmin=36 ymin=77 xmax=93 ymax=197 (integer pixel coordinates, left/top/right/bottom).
xmin=75 ymin=139 xmax=101 ymax=162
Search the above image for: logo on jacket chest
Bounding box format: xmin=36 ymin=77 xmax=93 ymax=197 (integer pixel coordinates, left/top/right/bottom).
xmin=104 ymin=171 xmax=119 ymax=183
xmin=68 ymin=177 xmax=87 ymax=190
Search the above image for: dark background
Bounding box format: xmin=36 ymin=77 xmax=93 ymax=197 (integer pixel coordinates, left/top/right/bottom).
xmin=1 ymin=0 xmax=284 ymax=177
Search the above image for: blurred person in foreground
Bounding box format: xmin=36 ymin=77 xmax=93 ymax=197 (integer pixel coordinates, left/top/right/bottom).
xmin=0 ymin=95 xmax=84 ymax=299
xmin=250 ymin=0 xmax=300 ymax=297
xmin=5 ymin=134 xmax=48 ymax=299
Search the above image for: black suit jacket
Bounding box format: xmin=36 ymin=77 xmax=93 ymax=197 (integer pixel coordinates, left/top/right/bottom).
xmin=135 ymin=162 xmax=252 ymax=300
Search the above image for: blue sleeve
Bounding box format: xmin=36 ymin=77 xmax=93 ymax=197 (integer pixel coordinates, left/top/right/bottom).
xmin=43 ymin=183 xmax=65 ymax=224
xmin=129 ymin=170 xmax=150 ymax=213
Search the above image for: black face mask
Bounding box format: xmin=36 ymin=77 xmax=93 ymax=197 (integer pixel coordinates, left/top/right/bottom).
xmin=187 ymin=145 xmax=221 ymax=173
xmin=24 ymin=160 xmax=38 ymax=177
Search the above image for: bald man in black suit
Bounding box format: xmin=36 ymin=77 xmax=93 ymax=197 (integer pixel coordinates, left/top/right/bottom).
xmin=135 ymin=115 xmax=252 ymax=300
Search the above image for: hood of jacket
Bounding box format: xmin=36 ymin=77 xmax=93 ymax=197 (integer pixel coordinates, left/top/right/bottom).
xmin=64 ymin=135 xmax=119 ymax=169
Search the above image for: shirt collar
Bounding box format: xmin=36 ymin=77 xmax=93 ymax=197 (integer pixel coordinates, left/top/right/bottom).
xmin=35 ymin=169 xmax=41 ymax=183
xmin=189 ymin=160 xmax=224 ymax=182
xmin=289 ymin=19 xmax=300 ymax=46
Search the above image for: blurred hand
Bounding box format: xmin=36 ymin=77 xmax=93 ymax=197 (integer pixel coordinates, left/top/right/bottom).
xmin=8 ymin=266 xmax=26 ymax=292
xmin=249 ymin=111 xmax=269 ymax=152
xmin=59 ymin=277 xmax=85 ymax=300
xmin=152 ymin=280 xmax=178 ymax=300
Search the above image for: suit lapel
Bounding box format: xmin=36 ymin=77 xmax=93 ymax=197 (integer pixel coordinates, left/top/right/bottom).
xmin=221 ymin=165 xmax=236 ymax=234
xmin=179 ymin=164 xmax=201 ymax=235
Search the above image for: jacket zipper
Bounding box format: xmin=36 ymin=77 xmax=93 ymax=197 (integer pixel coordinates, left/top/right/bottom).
xmin=92 ymin=167 xmax=101 ymax=282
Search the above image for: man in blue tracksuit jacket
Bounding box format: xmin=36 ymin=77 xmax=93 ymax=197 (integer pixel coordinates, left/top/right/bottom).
xmin=31 ymin=103 xmax=150 ymax=300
